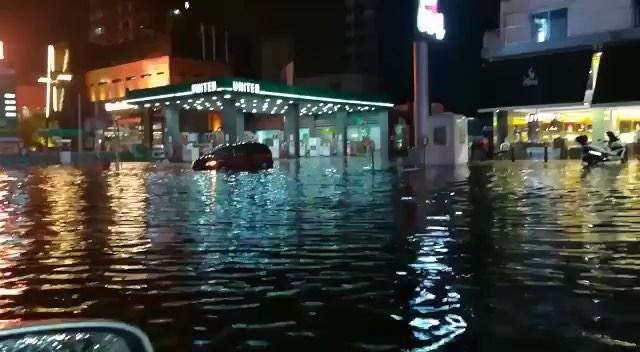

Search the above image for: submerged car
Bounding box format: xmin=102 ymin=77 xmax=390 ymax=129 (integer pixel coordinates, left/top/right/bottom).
xmin=193 ymin=143 xmax=273 ymax=171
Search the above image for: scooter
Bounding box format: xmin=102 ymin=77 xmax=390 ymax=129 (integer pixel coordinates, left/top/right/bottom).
xmin=575 ymin=132 xmax=627 ymax=167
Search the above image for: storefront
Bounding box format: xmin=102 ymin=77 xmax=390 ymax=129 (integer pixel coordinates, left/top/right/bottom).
xmin=106 ymin=77 xmax=394 ymax=161
xmin=481 ymin=42 xmax=640 ymax=158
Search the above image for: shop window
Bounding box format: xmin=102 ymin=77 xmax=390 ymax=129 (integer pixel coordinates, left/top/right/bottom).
xmin=531 ymin=8 xmax=567 ymax=43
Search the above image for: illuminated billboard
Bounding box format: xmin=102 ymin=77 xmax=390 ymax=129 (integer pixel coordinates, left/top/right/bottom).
xmin=417 ymin=0 xmax=446 ymax=40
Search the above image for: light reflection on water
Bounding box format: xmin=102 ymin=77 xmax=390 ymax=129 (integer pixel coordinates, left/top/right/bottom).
xmin=0 ymin=160 xmax=639 ymax=351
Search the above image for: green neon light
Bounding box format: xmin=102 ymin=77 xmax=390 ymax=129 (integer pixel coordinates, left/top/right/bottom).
xmin=124 ymin=80 xmax=393 ymax=108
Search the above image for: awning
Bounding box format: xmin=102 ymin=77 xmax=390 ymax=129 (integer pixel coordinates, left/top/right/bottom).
xmin=593 ymin=43 xmax=640 ymax=105
xmin=480 ymin=49 xmax=593 ymax=111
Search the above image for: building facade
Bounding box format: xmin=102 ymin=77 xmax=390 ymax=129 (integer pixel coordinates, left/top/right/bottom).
xmin=89 ymin=0 xmax=180 ymax=45
xmin=481 ymin=0 xmax=640 ymax=154
xmin=345 ymin=0 xmax=380 ymax=75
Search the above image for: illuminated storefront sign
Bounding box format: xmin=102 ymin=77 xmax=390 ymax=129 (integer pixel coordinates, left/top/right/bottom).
xmin=417 ymin=0 xmax=446 ymax=40
xmin=2 ymin=92 xmax=16 ymax=118
xmin=105 ymin=101 xmax=138 ymax=112
xmin=232 ymin=81 xmax=261 ymax=94
xmin=191 ymin=81 xmax=218 ymax=94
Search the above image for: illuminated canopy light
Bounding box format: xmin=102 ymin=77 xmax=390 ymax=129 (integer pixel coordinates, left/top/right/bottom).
xmin=417 ymin=0 xmax=446 ymax=40
xmin=124 ymin=79 xmax=393 ymax=108
xmin=125 ymin=91 xmax=193 ymax=103
xmin=258 ymin=90 xmax=394 ymax=108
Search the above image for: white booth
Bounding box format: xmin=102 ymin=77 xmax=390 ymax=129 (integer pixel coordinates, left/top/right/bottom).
xmin=58 ymin=139 xmax=72 ymax=165
xmin=425 ymin=113 xmax=468 ymax=165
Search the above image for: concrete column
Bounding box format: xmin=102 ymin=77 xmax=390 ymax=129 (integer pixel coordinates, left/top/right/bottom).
xmin=496 ymin=110 xmax=509 ymax=145
xmin=336 ymin=110 xmax=348 ymax=156
xmin=377 ymin=110 xmax=390 ymax=162
xmin=237 ymin=112 xmax=245 ymax=143
xmin=284 ymin=104 xmax=300 ymax=157
xmin=164 ymin=106 xmax=181 ymax=160
xmin=142 ymin=109 xmax=152 ymax=150
xmin=592 ymin=109 xmax=606 ymax=142
xmin=223 ymin=99 xmax=244 ymax=144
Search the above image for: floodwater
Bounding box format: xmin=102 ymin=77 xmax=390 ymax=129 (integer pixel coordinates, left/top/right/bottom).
xmin=0 ymin=159 xmax=639 ymax=351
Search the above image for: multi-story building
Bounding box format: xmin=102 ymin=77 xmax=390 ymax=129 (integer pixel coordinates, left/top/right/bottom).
xmin=89 ymin=0 xmax=179 ymax=45
xmin=481 ymin=0 xmax=640 ymax=149
xmin=345 ymin=0 xmax=380 ymax=75
xmin=296 ymin=0 xmax=381 ymax=96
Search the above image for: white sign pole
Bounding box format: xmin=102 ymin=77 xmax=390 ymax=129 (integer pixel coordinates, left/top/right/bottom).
xmin=413 ymin=39 xmax=430 ymax=165
xmin=413 ymin=0 xmax=444 ymax=166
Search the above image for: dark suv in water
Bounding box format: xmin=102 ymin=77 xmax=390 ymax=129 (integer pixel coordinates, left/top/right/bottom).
xmin=192 ymin=143 xmax=274 ymax=171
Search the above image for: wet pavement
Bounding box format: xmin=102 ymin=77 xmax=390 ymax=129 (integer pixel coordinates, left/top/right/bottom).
xmin=0 ymin=159 xmax=638 ymax=351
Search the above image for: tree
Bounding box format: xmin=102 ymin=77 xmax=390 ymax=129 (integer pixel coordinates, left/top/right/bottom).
xmin=17 ymin=112 xmax=46 ymax=148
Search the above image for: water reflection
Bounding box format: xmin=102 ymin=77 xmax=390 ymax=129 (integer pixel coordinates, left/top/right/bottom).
xmin=0 ymin=160 xmax=639 ymax=351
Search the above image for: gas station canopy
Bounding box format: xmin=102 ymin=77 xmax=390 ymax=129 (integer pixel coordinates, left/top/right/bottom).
xmin=119 ymin=77 xmax=394 ymax=115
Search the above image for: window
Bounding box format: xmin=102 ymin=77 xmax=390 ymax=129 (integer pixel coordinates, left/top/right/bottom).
xmin=531 ymin=8 xmax=567 ymax=43
xmin=635 ymin=0 xmax=640 ymax=27
xmin=434 ymin=127 xmax=447 ymax=145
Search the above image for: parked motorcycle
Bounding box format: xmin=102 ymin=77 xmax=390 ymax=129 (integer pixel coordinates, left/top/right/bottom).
xmin=575 ymin=132 xmax=627 ymax=167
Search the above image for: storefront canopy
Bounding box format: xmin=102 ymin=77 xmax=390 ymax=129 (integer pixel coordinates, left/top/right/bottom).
xmin=480 ymin=49 xmax=593 ymax=111
xmin=593 ymin=43 xmax=640 ymax=105
xmin=121 ymin=77 xmax=393 ymax=116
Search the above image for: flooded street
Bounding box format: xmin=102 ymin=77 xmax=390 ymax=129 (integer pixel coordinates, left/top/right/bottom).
xmin=0 ymin=159 xmax=639 ymax=351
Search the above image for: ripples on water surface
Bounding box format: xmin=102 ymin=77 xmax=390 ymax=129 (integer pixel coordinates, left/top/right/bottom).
xmin=0 ymin=160 xmax=639 ymax=351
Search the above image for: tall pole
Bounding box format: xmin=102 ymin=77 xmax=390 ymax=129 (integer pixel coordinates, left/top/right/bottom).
xmin=200 ymin=23 xmax=206 ymax=61
xmin=224 ymin=30 xmax=229 ymax=64
xmin=211 ymin=25 xmax=217 ymax=61
xmin=77 ymin=93 xmax=82 ymax=155
xmin=413 ymin=39 xmax=429 ymax=165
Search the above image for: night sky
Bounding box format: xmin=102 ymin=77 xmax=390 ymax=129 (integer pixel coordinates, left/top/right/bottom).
xmin=0 ymin=0 xmax=501 ymax=116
